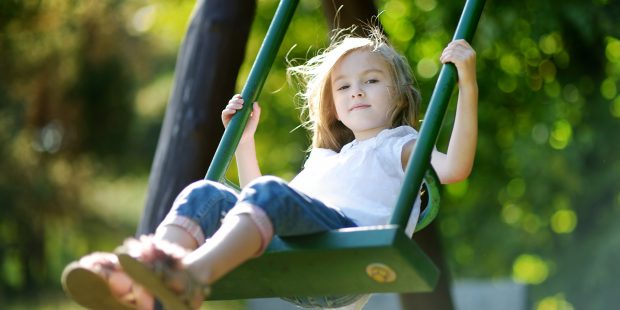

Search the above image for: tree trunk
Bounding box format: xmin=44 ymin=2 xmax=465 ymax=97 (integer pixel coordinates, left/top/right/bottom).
xmin=400 ymin=222 xmax=455 ymax=309
xmin=136 ymin=0 xmax=256 ymax=236
xmin=321 ymin=0 xmax=383 ymax=35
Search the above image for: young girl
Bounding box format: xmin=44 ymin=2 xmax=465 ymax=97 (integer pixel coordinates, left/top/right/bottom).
xmin=62 ymin=30 xmax=477 ymax=310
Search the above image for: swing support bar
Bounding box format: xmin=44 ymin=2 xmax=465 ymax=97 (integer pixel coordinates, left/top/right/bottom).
xmin=390 ymin=0 xmax=485 ymax=229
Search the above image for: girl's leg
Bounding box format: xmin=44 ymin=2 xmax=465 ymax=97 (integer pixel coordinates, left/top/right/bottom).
xmin=239 ymin=176 xmax=358 ymax=237
xmin=119 ymin=176 xmax=355 ymax=308
xmin=140 ymin=179 xmax=243 ymax=285
xmin=64 ymin=179 xmax=238 ymax=310
xmin=154 ymin=225 xmax=197 ymax=250
xmin=154 ymin=179 xmax=239 ymax=249
xmin=182 ymin=213 xmax=263 ymax=284
xmin=180 ymin=176 xmax=357 ymax=285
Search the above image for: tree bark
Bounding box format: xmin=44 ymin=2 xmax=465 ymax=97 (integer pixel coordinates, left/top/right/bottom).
xmin=136 ymin=0 xmax=256 ymax=236
xmin=321 ymin=0 xmax=383 ymax=35
xmin=400 ymin=222 xmax=455 ymax=309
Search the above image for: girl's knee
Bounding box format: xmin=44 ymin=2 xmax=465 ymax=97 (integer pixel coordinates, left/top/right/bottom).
xmin=239 ymin=176 xmax=295 ymax=219
xmin=168 ymin=180 xmax=237 ymax=222
xmin=162 ymin=180 xmax=239 ymax=243
xmin=244 ymin=176 xmax=288 ymax=193
xmin=177 ymin=180 xmax=236 ymax=204
xmin=187 ymin=179 xmax=230 ymax=193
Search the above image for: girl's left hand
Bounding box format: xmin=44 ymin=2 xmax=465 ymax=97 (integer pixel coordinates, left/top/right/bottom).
xmin=440 ymin=39 xmax=477 ymax=86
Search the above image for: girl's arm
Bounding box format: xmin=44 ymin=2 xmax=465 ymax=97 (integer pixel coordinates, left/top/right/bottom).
xmin=402 ymin=40 xmax=478 ymax=184
xmin=222 ymin=95 xmax=262 ymax=187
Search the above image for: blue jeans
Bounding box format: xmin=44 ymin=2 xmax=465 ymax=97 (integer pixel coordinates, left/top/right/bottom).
xmin=167 ymin=176 xmax=364 ymax=308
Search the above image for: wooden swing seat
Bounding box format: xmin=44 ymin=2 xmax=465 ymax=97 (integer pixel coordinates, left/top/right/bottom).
xmin=210 ymin=225 xmax=438 ymax=299
xmin=209 ymin=170 xmax=441 ymax=300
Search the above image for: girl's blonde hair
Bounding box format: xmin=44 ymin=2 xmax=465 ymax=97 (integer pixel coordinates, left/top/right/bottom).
xmin=288 ymin=28 xmax=421 ymax=152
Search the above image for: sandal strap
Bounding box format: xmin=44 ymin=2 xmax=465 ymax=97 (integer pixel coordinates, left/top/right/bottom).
xmin=151 ymin=258 xmax=209 ymax=305
xmin=87 ymin=255 xmax=120 ymax=281
xmin=121 ymin=236 xmax=210 ymax=305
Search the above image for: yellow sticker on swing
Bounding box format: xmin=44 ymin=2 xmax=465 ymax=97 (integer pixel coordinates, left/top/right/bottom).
xmin=366 ymin=263 xmax=397 ymax=283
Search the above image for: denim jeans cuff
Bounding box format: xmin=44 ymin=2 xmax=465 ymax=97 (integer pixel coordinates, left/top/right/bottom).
xmin=226 ymin=203 xmax=274 ymax=257
xmin=157 ymin=215 xmax=206 ymax=247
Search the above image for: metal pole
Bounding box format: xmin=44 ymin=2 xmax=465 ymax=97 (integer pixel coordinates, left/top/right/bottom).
xmin=205 ymin=0 xmax=299 ymax=182
xmin=390 ymin=0 xmax=485 ymax=226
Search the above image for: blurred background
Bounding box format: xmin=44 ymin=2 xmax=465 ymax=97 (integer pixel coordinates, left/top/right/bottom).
xmin=1 ymin=0 xmax=619 ymax=309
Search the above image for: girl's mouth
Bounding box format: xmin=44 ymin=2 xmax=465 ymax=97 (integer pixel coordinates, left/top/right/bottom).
xmin=349 ymin=104 xmax=370 ymax=111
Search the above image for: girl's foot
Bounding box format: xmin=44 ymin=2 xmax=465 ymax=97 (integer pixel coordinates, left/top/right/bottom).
xmin=61 ymin=252 xmax=154 ymax=310
xmin=116 ymin=236 xmax=209 ymax=310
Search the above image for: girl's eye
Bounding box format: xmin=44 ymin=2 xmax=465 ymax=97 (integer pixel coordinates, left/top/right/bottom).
xmin=366 ymin=79 xmax=379 ymax=84
xmin=337 ymin=85 xmax=350 ymax=91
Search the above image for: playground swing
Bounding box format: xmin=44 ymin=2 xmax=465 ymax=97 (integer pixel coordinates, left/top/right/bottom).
xmin=202 ymin=0 xmax=485 ymax=300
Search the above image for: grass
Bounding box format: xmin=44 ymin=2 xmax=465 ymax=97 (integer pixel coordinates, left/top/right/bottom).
xmin=4 ymin=289 xmax=247 ymax=310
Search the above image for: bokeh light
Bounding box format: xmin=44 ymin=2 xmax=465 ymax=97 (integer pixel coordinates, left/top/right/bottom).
xmin=549 ymin=119 xmax=572 ymax=150
xmin=605 ymin=37 xmax=620 ymax=63
xmin=536 ymin=294 xmax=575 ymax=310
xmin=512 ymin=254 xmax=549 ymax=284
xmin=550 ymin=209 xmax=577 ymax=234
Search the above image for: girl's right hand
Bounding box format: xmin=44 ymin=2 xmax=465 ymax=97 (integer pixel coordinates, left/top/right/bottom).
xmin=221 ymin=94 xmax=261 ymax=145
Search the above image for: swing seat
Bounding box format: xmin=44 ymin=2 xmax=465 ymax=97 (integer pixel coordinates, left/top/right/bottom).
xmin=209 ymin=169 xmax=441 ymax=300
xmin=209 ymin=225 xmax=438 ymax=300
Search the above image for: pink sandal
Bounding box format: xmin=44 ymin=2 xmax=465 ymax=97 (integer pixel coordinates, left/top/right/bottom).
xmin=115 ymin=236 xmax=210 ymax=310
xmin=61 ymin=253 xmax=138 ymax=310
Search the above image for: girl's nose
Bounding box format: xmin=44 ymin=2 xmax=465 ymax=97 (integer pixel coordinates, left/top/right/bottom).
xmin=351 ymin=88 xmax=364 ymax=98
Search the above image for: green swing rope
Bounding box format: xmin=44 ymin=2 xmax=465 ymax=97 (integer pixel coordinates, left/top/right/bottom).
xmin=205 ymin=0 xmax=299 ymax=183
xmin=392 ymin=0 xmax=485 ymax=229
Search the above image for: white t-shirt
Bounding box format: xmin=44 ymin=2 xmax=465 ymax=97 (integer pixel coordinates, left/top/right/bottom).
xmin=289 ymin=126 xmax=420 ymax=228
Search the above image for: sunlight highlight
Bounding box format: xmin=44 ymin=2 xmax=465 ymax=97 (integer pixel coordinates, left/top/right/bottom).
xmin=417 ymin=58 xmax=438 ymax=79
xmin=600 ymin=78 xmax=617 ymax=100
xmin=131 ymin=5 xmax=157 ymax=34
xmin=539 ymin=32 xmax=563 ymax=55
xmin=392 ymin=20 xmax=416 ymax=42
xmin=414 ymin=0 xmax=437 ymax=12
xmin=501 ymin=203 xmax=523 ymax=226
xmin=550 ymin=209 xmax=577 ymax=234
xmin=605 ymin=36 xmax=620 ymax=63
xmin=500 ymin=54 xmax=522 ymax=75
xmin=512 ymin=254 xmax=549 ymax=284
xmin=498 ymin=76 xmax=517 ymax=93
xmin=539 ymin=60 xmax=557 ymax=82
xmin=536 ymin=294 xmax=574 ymax=310
xmin=549 ymin=119 xmax=572 ymax=150
xmin=612 ymin=96 xmax=620 ymax=118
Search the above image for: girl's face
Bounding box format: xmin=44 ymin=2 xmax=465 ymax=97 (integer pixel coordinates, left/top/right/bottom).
xmin=330 ymin=49 xmax=397 ymax=140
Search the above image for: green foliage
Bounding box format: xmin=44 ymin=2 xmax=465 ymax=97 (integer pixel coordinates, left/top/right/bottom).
xmin=379 ymin=0 xmax=620 ymax=308
xmin=1 ymin=0 xmax=620 ymax=309
xmin=0 ymin=0 xmax=163 ymax=298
